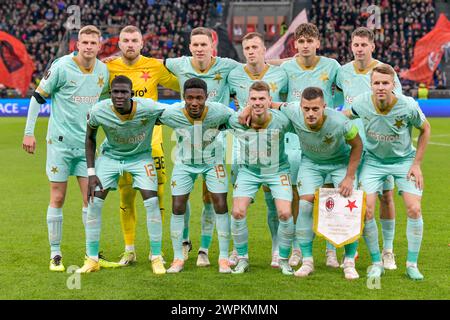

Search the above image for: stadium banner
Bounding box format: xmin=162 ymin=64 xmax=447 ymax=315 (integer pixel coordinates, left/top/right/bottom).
xmin=265 ymin=9 xmax=308 ymax=59
xmin=2 ymin=99 xmax=450 ymax=117
xmin=400 ymin=14 xmax=450 ymax=85
xmin=313 ymin=188 xmax=366 ymax=248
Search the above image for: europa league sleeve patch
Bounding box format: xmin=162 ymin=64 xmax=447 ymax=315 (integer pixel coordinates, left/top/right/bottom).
xmin=44 ymin=70 xmax=51 ymax=80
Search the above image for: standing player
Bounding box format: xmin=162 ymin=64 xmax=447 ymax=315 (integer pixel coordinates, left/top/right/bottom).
xmin=336 ymin=27 xmax=403 ymax=270
xmin=278 ymin=87 xmax=363 ymax=280
xmin=76 ymin=76 xmax=168 ymax=274
xmin=159 ymin=78 xmax=234 ymax=273
xmin=227 ymin=32 xmax=288 ymax=268
xmin=345 ymin=65 xmax=430 ymax=280
xmin=228 ymin=81 xmax=295 ymax=275
xmin=106 ymin=26 xmax=180 ymax=266
xmin=165 ymin=27 xmax=240 ymax=266
xmin=280 ymin=23 xmax=341 ymax=268
xmin=22 ymin=26 xmax=113 ymax=271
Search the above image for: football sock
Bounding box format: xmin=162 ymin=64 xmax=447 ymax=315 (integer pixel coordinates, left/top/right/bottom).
xmin=157 ymin=183 xmax=165 ymax=223
xmin=363 ymin=218 xmax=381 ymax=263
xmin=297 ymin=200 xmax=314 ymax=258
xmin=119 ymin=184 xmax=137 ymax=247
xmin=171 ymin=213 xmax=185 ymax=260
xmin=144 ymin=197 xmax=162 ymax=256
xmin=326 ymin=241 xmax=336 ymax=251
xmin=215 ymin=212 xmax=230 ymax=259
xmin=182 ymin=201 xmax=190 ymax=242
xmin=344 ymin=241 xmax=358 ymax=259
xmin=47 ymin=206 xmax=63 ymax=259
xmin=406 ymin=217 xmax=423 ymax=265
xmin=231 ymin=216 xmax=248 ymax=257
xmin=200 ymin=203 xmax=215 ymax=251
xmin=86 ymin=197 xmax=104 ymax=261
xmin=380 ymin=218 xmax=395 ymax=251
xmin=264 ymin=191 xmax=279 ymax=253
xmin=278 ymin=216 xmax=294 ymax=259
xmin=82 ymin=207 xmax=87 ymax=227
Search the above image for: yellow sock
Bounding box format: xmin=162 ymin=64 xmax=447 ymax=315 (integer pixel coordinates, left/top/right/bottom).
xmin=118 ymin=173 xmax=137 ymax=247
xmin=158 ymin=183 xmax=165 ymax=223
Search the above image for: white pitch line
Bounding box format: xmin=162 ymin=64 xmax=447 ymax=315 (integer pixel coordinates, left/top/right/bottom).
xmin=428 ymin=142 xmax=450 ymax=147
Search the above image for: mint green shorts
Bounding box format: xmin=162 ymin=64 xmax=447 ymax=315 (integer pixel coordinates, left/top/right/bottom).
xmin=297 ymin=157 xmax=357 ymax=196
xmin=170 ymin=163 xmax=228 ymax=196
xmin=359 ymin=156 xmax=422 ymax=196
xmin=233 ymin=166 xmax=293 ymax=201
xmin=95 ymin=153 xmax=158 ymax=191
xmin=46 ymin=141 xmax=86 ymax=182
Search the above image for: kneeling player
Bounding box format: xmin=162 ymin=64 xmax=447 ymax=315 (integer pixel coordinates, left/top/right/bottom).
xmin=77 ymin=76 xmax=168 ymax=274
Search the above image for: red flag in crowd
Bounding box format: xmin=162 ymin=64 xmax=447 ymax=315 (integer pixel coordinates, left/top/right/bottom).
xmin=265 ymin=9 xmax=308 ymax=60
xmin=400 ymin=14 xmax=450 ymax=85
xmin=0 ymin=31 xmax=35 ymax=97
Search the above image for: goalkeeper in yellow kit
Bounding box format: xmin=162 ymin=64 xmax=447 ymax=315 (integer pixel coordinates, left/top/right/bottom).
xmin=106 ymin=26 xmax=179 ymax=265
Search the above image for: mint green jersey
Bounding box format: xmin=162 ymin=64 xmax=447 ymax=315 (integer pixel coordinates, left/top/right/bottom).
xmin=336 ymin=59 xmax=402 ymax=110
xmin=88 ymin=98 xmax=168 ymax=160
xmin=228 ymin=64 xmax=288 ymax=107
xmin=37 ymin=54 xmax=109 ymax=148
xmin=281 ymin=103 xmax=358 ymax=164
xmin=281 ymin=56 xmax=340 ymax=106
xmin=227 ymin=109 xmax=291 ymax=174
xmin=165 ymin=56 xmax=240 ymax=104
xmin=159 ymin=102 xmax=234 ymax=165
xmin=351 ymin=93 xmax=426 ymax=163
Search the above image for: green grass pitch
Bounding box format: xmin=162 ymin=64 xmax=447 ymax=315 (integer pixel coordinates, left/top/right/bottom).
xmin=0 ymin=117 xmax=449 ymax=300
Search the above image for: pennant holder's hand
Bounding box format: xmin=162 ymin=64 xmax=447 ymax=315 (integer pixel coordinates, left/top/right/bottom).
xmin=407 ymin=163 xmax=423 ymax=190
xmin=101 ymin=55 xmax=119 ymax=64
xmin=88 ymin=175 xmax=103 ymax=203
xmin=22 ymin=135 xmax=36 ymax=154
xmin=339 ymin=175 xmax=355 ymax=198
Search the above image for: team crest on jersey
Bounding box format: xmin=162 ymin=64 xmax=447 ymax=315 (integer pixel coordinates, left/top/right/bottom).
xmin=323 ymin=134 xmax=334 ymax=145
xmin=320 ymin=72 xmax=329 ymax=82
xmin=394 ymin=118 xmax=404 ymax=129
xmin=325 ymin=197 xmax=334 ymax=212
xmin=208 ymin=89 xmax=218 ymax=98
xmin=293 ymin=90 xmax=302 ymax=99
xmin=97 ymin=75 xmax=104 ymax=87
xmin=213 ymin=72 xmax=223 ymax=83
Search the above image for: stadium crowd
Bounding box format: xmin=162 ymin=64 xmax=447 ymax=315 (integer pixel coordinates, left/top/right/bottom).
xmin=309 ymin=0 xmax=445 ymax=93
xmin=0 ymin=0 xmax=447 ymax=97
xmin=0 ymin=0 xmax=217 ymax=97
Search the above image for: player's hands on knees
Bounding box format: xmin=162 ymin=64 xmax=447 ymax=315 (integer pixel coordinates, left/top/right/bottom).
xmin=22 ymin=135 xmax=36 ymax=154
xmin=88 ymin=175 xmax=103 ymax=203
xmin=339 ymin=175 xmax=355 ymax=197
xmin=407 ymin=163 xmax=423 ymax=190
xmin=238 ymin=105 xmax=252 ymax=126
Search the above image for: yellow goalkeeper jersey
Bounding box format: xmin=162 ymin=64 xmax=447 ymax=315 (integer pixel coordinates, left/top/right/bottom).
xmin=106 ymin=55 xmax=179 ymax=147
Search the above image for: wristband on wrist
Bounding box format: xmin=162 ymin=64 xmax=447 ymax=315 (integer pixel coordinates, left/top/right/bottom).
xmin=87 ymin=168 xmax=96 ymax=176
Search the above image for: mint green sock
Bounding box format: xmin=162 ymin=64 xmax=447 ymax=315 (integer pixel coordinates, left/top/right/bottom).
xmin=171 ymin=213 xmax=184 ymax=260
xmin=215 ymin=213 xmax=230 ymax=259
xmin=231 ymin=216 xmax=248 ymax=257
xmin=82 ymin=207 xmax=87 ymax=227
xmin=86 ymin=197 xmax=104 ymax=258
xmin=406 ymin=217 xmax=423 ymax=264
xmin=182 ymin=201 xmax=190 ymax=242
xmin=47 ymin=206 xmax=63 ymax=258
xmin=296 ymin=200 xmax=314 ymax=258
xmin=278 ymin=216 xmax=294 ymax=259
xmin=326 ymin=241 xmax=336 ymax=251
xmin=363 ymin=218 xmax=381 ymax=263
xmin=144 ymin=197 xmax=162 ymax=256
xmin=380 ymin=218 xmax=395 ymax=250
xmin=200 ymin=203 xmax=215 ymax=251
xmin=344 ymin=241 xmax=358 ymax=258
xmin=264 ymin=191 xmax=279 ymax=253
